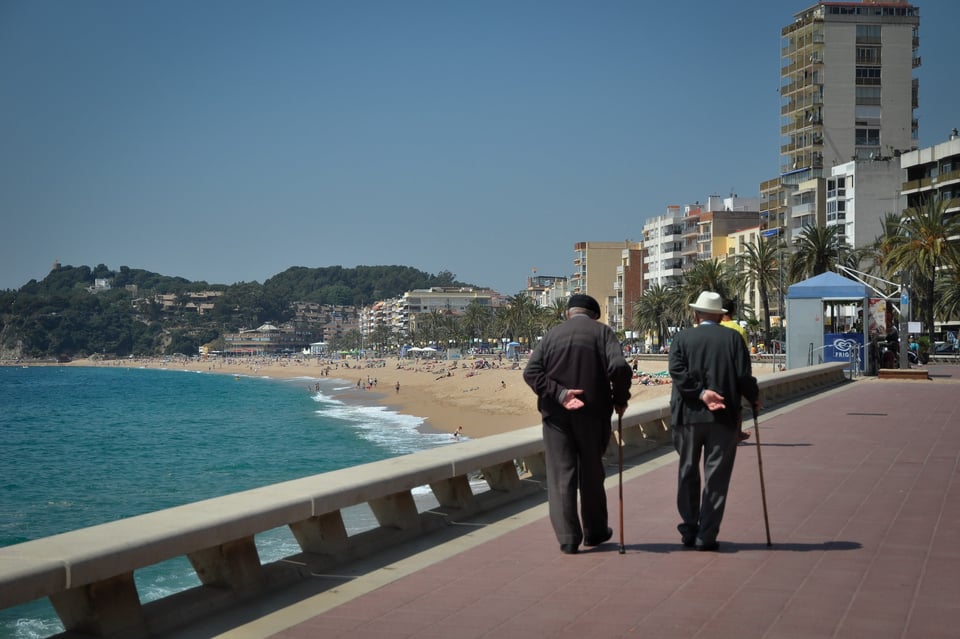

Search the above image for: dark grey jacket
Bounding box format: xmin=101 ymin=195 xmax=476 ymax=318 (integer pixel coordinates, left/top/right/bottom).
xmin=523 ymin=315 xmax=632 ymax=422
xmin=668 ymin=322 xmax=759 ymax=427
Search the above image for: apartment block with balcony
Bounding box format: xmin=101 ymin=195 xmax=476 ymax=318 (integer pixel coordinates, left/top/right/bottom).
xmin=642 ymin=206 xmax=688 ymax=289
xmin=826 ymin=157 xmax=906 ymax=248
xmin=696 ymin=195 xmax=762 ymax=262
xmin=571 ymin=241 xmax=642 ymax=326
xmin=398 ymin=287 xmax=496 ymax=337
xmin=525 ymin=274 xmax=569 ymax=309
xmin=767 ymin=0 xmax=920 ymax=246
xmin=723 ymin=225 xmax=768 ymax=322
xmin=610 ymin=246 xmax=645 ymax=334
xmin=900 ymin=130 xmax=960 ymax=214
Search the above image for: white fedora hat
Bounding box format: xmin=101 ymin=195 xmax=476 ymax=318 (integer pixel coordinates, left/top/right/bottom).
xmin=689 ymin=291 xmax=727 ymax=314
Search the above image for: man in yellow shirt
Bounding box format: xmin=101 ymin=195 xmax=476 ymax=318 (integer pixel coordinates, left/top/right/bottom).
xmin=721 ymin=299 xmax=750 ymax=443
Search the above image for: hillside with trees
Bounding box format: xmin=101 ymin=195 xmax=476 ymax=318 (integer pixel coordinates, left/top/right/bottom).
xmin=0 ymin=263 xmax=477 ymax=360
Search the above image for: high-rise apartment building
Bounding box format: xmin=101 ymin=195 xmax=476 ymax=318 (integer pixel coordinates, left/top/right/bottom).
xmin=767 ymin=0 xmax=920 ymax=242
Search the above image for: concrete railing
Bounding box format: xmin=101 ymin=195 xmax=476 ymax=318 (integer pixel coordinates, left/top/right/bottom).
xmin=0 ymin=363 xmax=848 ymax=638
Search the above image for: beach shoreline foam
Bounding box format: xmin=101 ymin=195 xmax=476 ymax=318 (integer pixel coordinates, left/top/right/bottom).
xmin=5 ymin=354 xmax=773 ymax=439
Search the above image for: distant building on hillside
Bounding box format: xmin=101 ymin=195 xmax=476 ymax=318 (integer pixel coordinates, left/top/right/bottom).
xmin=153 ymin=291 xmax=223 ymax=315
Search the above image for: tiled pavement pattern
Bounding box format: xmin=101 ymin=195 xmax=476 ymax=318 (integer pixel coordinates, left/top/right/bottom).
xmin=201 ymin=367 xmax=960 ymax=639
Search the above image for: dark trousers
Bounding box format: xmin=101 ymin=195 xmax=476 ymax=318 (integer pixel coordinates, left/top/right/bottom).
xmin=542 ymin=414 xmax=612 ymax=545
xmin=672 ymin=420 xmax=739 ymax=545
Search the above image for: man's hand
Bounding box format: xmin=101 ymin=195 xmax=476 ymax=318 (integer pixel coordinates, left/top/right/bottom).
xmin=562 ymin=389 xmax=585 ymax=410
xmin=700 ymin=389 xmax=726 ymax=411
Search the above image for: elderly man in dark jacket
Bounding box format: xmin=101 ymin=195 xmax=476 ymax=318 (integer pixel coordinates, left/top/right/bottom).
xmin=669 ymin=291 xmax=760 ymax=551
xmin=523 ymin=294 xmax=632 ymax=554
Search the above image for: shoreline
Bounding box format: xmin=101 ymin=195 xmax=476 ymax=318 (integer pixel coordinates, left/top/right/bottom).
xmin=4 ymin=355 xmax=774 ymax=439
xmin=9 ymin=355 xmax=547 ymax=439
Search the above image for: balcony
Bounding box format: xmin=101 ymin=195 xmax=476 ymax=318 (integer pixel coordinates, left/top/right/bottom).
xmin=932 ymin=169 xmax=960 ymax=187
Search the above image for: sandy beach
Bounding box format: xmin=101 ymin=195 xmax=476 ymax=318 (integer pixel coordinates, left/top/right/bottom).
xmin=12 ymin=353 xmax=780 ymax=439
xmin=47 ymin=354 xmax=711 ymax=438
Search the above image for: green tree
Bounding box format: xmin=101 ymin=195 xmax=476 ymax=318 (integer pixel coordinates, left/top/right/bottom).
xmin=633 ymin=284 xmax=675 ymax=351
xmin=934 ymin=256 xmax=960 ymax=328
xmin=461 ymin=300 xmax=493 ymax=349
xmin=881 ymin=197 xmax=960 ymax=337
xmin=543 ymin=299 xmax=567 ymax=331
xmin=738 ymin=236 xmax=782 ymax=346
xmin=682 ymin=259 xmax=734 ymax=306
xmin=788 ymin=224 xmax=847 ymax=282
xmin=498 ymin=293 xmax=545 ymax=350
xmin=369 ymin=323 xmax=395 ymax=355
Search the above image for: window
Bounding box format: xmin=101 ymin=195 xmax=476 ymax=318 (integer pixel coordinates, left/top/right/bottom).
xmin=856 ymin=24 xmax=881 ymax=44
xmin=856 ymin=128 xmax=880 ymax=146
xmin=856 ymin=67 xmax=882 ymax=86
xmin=856 ymin=46 xmax=881 ymax=65
xmin=856 ymin=86 xmax=882 ymax=105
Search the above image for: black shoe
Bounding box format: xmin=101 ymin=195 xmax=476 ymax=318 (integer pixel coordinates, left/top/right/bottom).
xmin=584 ymin=527 xmax=613 ymax=547
xmin=695 ymin=541 xmax=720 ymax=552
xmin=681 ymin=536 xmax=696 ymax=548
xmin=560 ymin=543 xmax=579 ymax=554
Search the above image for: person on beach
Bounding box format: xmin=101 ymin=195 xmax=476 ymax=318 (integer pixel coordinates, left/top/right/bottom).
xmin=523 ymin=294 xmax=632 ymax=555
xmin=668 ymin=291 xmax=760 ymax=551
xmin=720 ymin=299 xmax=751 ymax=443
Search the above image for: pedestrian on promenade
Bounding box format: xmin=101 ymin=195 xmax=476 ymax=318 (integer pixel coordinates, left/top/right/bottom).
xmin=669 ymin=291 xmax=760 ymax=551
xmin=721 ymin=298 xmax=751 ymax=443
xmin=523 ymin=294 xmax=632 ymax=555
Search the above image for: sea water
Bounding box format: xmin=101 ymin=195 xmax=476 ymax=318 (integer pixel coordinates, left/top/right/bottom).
xmin=0 ymin=365 xmax=458 ymax=639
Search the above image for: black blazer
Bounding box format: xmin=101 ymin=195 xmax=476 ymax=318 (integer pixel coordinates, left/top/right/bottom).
xmin=668 ymin=322 xmax=759 ymax=427
xmin=524 ymin=315 xmax=632 ymax=422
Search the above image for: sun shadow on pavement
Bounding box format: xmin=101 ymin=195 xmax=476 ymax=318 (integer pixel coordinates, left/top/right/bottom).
xmin=622 ymin=540 xmax=862 ymax=554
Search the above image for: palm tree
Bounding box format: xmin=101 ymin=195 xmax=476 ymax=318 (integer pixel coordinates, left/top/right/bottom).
xmin=633 ymin=284 xmax=674 ymax=351
xmin=934 ymin=258 xmax=960 ymax=328
xmin=499 ymin=293 xmax=545 ymax=351
xmin=681 ymin=259 xmax=734 ymax=305
xmin=543 ymin=299 xmax=567 ymax=331
xmin=461 ymin=300 xmax=493 ymax=349
xmin=738 ymin=236 xmax=782 ymax=347
xmin=788 ymin=224 xmax=847 ymax=282
xmin=865 ymin=212 xmax=904 ymax=278
xmin=881 ymin=197 xmax=960 ymax=337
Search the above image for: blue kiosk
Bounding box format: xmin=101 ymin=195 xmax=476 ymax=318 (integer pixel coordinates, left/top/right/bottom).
xmin=785 ymin=272 xmax=869 ymax=372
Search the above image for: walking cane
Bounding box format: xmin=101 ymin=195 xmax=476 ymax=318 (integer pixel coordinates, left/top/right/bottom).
xmin=618 ymin=413 xmax=625 ymax=554
xmin=752 ymin=405 xmax=772 ymax=547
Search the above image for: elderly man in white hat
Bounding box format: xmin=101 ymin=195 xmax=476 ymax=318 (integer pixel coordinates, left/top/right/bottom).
xmin=667 ymin=291 xmax=760 ymax=551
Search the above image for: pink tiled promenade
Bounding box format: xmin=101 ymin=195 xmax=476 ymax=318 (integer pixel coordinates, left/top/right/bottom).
xmin=193 ymin=367 xmax=960 ymax=639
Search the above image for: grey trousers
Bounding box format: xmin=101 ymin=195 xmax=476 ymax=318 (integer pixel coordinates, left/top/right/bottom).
xmin=672 ymin=420 xmax=739 ymax=545
xmin=542 ymin=414 xmax=612 ymax=546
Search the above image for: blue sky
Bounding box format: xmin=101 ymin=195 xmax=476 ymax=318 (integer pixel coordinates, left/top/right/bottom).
xmin=2 ymin=0 xmax=957 ymax=295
